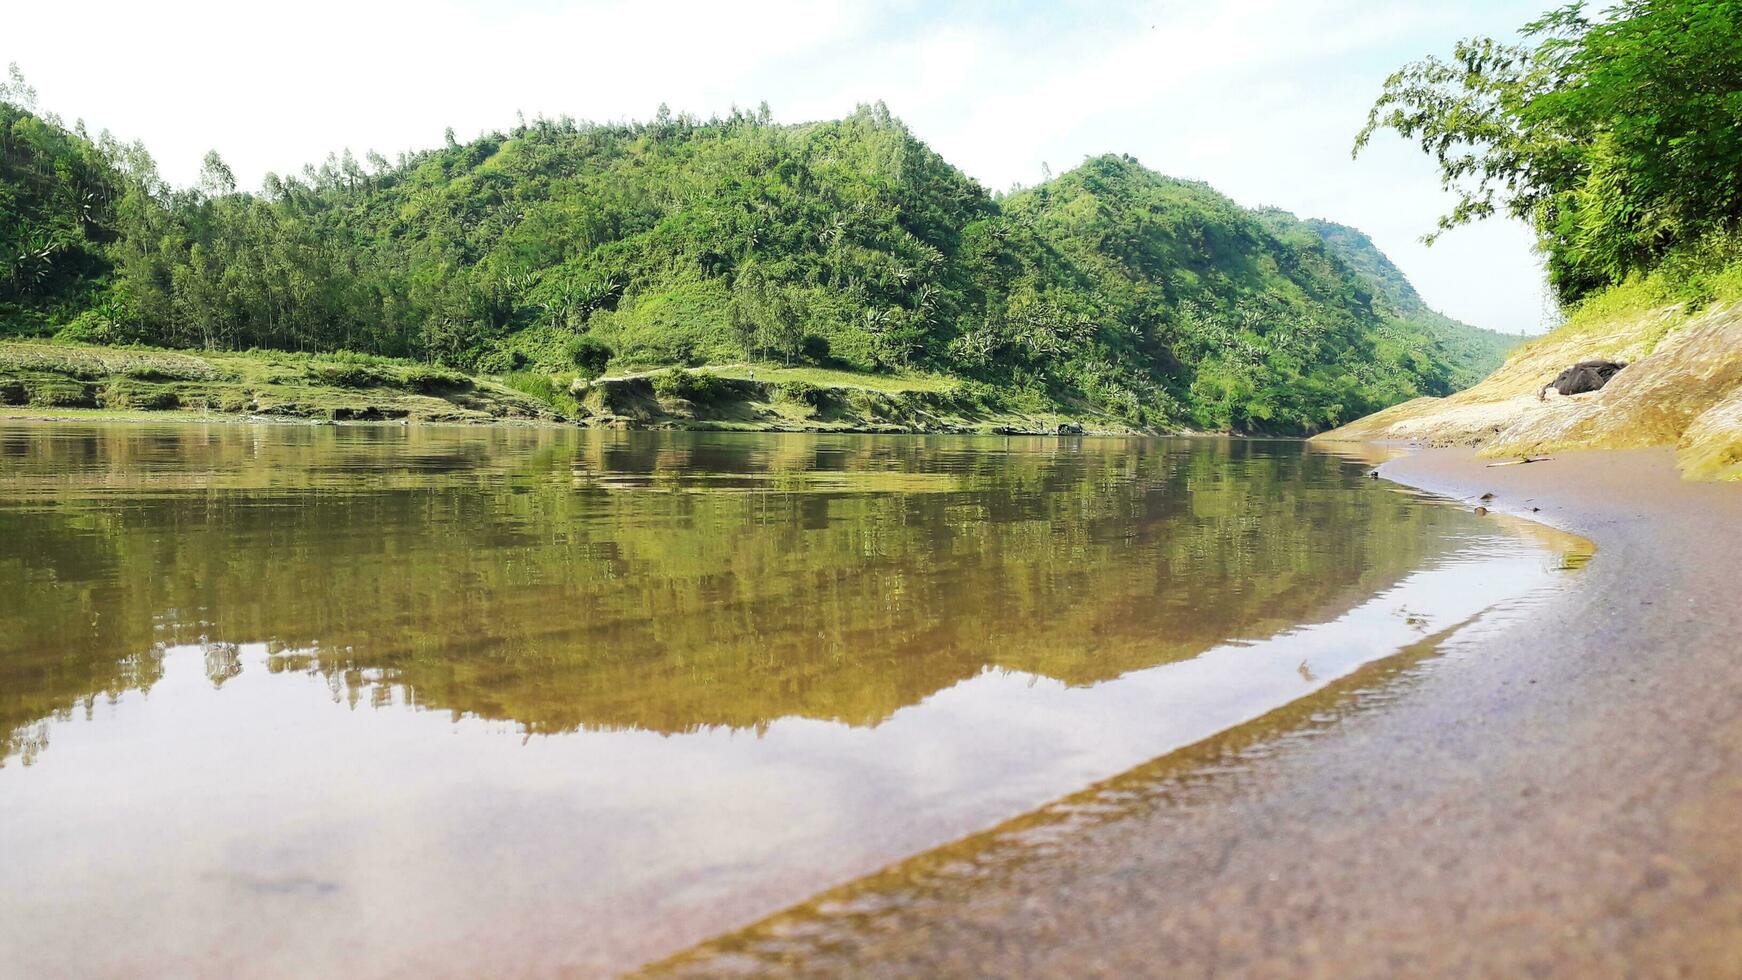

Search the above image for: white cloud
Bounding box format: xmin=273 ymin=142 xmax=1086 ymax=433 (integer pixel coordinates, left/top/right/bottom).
xmin=4 ymin=0 xmax=1552 ymax=333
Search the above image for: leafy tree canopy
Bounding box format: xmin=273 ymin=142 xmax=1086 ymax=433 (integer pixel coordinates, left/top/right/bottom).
xmin=1358 ymin=0 xmax=1742 ymax=302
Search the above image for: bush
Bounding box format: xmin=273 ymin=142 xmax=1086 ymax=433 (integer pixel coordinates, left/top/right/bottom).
xmin=498 ymin=370 xmax=580 ymax=417
xmin=801 ymin=334 xmax=832 ymax=364
xmin=306 ymin=362 xmax=396 ymax=388
xmin=944 ymin=379 xmax=1002 ymax=411
xmin=652 ymin=368 xmax=730 ymax=404
xmin=564 ymin=335 xmax=613 ymax=377
xmin=53 ymin=310 xmax=118 ymax=345
xmin=401 ymin=364 xmax=471 ymax=393
xmin=775 ymin=380 xmax=832 ymax=411
xmin=475 ymin=347 xmax=528 ymax=375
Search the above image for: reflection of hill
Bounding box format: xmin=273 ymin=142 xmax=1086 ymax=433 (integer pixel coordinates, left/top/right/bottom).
xmin=1 ymin=425 xmax=1474 ymax=762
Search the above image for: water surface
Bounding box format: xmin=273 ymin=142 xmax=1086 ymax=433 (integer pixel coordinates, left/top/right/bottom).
xmin=0 ymin=424 xmax=1580 ymax=976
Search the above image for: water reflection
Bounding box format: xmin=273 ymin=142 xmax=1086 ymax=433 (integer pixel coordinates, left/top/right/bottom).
xmin=0 ymin=423 xmax=1582 ymax=976
xmin=6 ymin=426 xmax=1469 ymax=752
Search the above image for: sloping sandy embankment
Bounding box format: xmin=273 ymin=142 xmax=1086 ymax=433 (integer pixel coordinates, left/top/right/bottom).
xmin=1317 ymin=302 xmax=1742 ymax=480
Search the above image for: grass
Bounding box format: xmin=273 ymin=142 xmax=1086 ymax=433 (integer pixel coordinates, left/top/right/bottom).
xmin=0 ymin=340 xmax=1139 ymax=433
xmin=0 ymin=340 xmax=560 ymax=424
xmin=722 ymin=364 xmax=959 ymax=393
xmin=1552 ymin=233 xmax=1742 ymax=352
xmin=672 ymin=363 xmax=959 ymax=394
xmin=494 ymin=370 xmax=583 ymax=417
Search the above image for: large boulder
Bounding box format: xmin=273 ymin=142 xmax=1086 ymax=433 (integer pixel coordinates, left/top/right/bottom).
xmin=1546 ymin=360 xmax=1626 ymax=397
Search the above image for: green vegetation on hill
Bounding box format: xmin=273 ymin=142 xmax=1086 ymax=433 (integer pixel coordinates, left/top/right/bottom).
xmin=5 ymin=71 xmax=1496 ymax=433
xmin=1255 ymin=210 xmax=1521 ymax=389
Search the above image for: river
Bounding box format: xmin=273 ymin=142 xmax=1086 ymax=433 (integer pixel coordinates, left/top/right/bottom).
xmin=0 ymin=423 xmax=1584 ymax=976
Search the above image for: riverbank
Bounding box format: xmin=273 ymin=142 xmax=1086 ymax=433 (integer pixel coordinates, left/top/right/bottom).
xmin=648 ymin=445 xmax=1742 ymax=977
xmin=1315 ymin=298 xmax=1742 ymax=481
xmin=0 ymin=341 xmax=1137 ymax=436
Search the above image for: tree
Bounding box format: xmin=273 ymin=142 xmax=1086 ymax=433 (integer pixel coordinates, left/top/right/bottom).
xmin=1357 ymin=0 xmax=1742 ymax=302
xmin=198 ymin=150 xmax=236 ymax=197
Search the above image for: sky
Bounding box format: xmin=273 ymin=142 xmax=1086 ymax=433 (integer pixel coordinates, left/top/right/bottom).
xmin=4 ymin=0 xmax=1556 ymax=334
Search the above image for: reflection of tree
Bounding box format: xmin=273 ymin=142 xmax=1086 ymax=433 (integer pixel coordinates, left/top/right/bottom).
xmin=1 ymin=426 xmax=1470 ymax=763
xmin=203 ymin=643 xmax=243 ymax=687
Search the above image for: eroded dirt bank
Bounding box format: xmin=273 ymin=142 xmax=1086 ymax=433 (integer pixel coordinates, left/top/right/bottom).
xmin=1317 ymin=303 xmax=1742 ymax=480
xmin=647 ymin=447 xmax=1742 ymax=978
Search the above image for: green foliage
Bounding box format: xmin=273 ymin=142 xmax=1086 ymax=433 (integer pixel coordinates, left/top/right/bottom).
xmin=564 ymin=335 xmax=613 ymax=377
xmin=306 ymin=362 xmax=397 ymax=389
xmin=775 ymin=379 xmax=832 ymax=411
xmin=101 ymin=380 xmax=180 ymax=410
xmin=1255 ymin=209 xmax=1520 ymax=389
xmin=495 ymin=370 xmax=581 ymax=417
xmin=1359 ymin=0 xmax=1742 ymax=303
xmin=402 ymin=364 xmax=471 ymax=393
xmin=653 ymin=367 xmax=733 ymax=404
xmin=2 ymin=72 xmax=1475 ymax=433
xmin=0 ymin=65 xmax=123 ymax=330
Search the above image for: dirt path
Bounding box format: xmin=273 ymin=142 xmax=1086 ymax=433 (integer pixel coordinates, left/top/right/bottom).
xmin=648 ymin=447 xmax=1742 ymax=977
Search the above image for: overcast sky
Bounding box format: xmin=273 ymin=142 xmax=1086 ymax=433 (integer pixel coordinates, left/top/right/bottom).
xmin=5 ymin=0 xmax=1555 ymax=334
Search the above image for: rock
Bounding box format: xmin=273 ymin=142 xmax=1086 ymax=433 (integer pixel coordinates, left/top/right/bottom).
xmin=1056 ymin=421 xmax=1085 ymax=435
xmin=1545 ymin=359 xmax=1626 ymax=398
xmin=1474 ymin=506 xmax=1489 ymax=516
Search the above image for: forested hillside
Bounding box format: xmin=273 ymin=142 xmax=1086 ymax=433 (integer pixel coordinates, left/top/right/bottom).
xmin=3 ymin=73 xmax=1492 ymax=433
xmin=1256 ymin=210 xmax=1520 ymax=389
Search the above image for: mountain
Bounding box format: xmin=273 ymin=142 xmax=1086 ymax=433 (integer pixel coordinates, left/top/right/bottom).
xmin=1256 ymin=210 xmax=1521 ymax=390
xmin=2 ymin=95 xmax=1492 ymax=433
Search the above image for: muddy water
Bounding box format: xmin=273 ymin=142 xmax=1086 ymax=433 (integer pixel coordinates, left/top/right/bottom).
xmin=0 ymin=424 xmax=1583 ymax=977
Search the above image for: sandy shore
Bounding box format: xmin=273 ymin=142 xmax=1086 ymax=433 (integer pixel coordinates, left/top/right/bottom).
xmin=650 ymin=446 xmax=1742 ymax=977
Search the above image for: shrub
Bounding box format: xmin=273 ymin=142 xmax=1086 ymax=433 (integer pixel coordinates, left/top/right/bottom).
xmin=475 ymin=347 xmax=528 ymax=375
xmin=401 ymin=364 xmax=471 ymax=393
xmin=564 ymin=335 xmax=613 ymax=377
xmin=801 ymin=334 xmax=832 ymax=364
xmin=652 ymin=368 xmax=729 ymax=404
xmin=53 ymin=310 xmax=118 ymax=345
xmin=306 ymin=363 xmax=396 ymax=388
xmin=775 ymin=380 xmax=832 ymax=411
xmin=498 ymin=370 xmax=580 ymax=417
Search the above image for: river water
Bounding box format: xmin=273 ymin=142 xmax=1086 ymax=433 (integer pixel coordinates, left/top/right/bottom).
xmin=0 ymin=423 xmax=1584 ymax=976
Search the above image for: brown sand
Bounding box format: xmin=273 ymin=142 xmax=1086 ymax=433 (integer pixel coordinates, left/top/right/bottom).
xmin=649 ymin=447 xmax=1742 ymax=977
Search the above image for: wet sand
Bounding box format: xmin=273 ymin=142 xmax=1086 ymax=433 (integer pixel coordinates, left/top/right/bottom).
xmin=651 ymin=447 xmax=1742 ymax=977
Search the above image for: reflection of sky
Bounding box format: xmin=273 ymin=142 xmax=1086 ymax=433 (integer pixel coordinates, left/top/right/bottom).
xmin=0 ymin=539 xmax=1569 ymax=976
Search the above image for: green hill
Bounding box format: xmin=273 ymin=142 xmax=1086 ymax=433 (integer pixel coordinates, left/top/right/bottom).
xmin=1255 ymin=210 xmax=1521 ymax=390
xmin=3 ymin=90 xmax=1491 ymax=434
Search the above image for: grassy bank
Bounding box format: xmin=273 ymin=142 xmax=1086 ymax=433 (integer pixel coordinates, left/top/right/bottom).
xmin=0 ymin=340 xmax=1137 ymax=434
xmin=0 ymin=342 xmax=561 ymax=424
